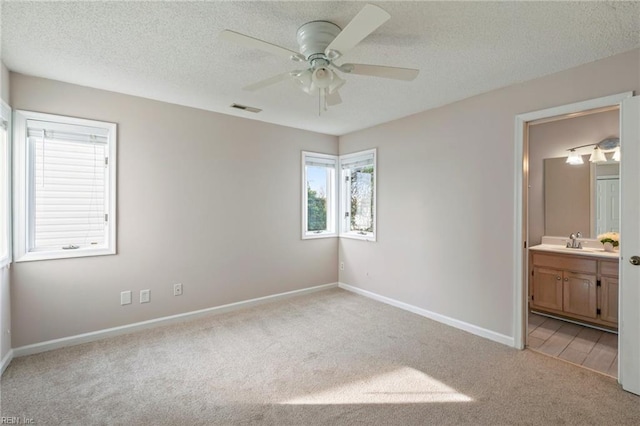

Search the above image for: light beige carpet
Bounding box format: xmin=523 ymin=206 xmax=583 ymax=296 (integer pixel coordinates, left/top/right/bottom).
xmin=1 ymin=288 xmax=639 ymax=425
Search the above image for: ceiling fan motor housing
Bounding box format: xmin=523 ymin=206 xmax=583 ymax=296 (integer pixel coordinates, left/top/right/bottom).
xmin=296 ymin=21 xmax=341 ymax=62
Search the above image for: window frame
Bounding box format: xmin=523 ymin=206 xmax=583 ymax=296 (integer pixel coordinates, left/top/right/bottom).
xmin=339 ymin=148 xmax=377 ymax=241
xmin=301 ymin=151 xmax=338 ymax=239
xmin=13 ymin=110 xmax=117 ymax=262
xmin=0 ymin=100 xmax=11 ymax=268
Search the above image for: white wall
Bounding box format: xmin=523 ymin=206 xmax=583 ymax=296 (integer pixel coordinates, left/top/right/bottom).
xmin=1 ymin=63 xmax=9 ymax=104
xmin=338 ymin=49 xmax=639 ymax=338
xmin=0 ymin=62 xmax=11 ymax=364
xmin=6 ymin=49 xmax=640 ymax=349
xmin=10 ymin=73 xmax=338 ymax=348
xmin=1 ymin=267 xmax=9 ymax=363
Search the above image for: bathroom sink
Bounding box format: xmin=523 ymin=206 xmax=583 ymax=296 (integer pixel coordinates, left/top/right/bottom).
xmin=555 ymin=246 xmax=602 ymax=253
xmin=529 ymin=244 xmax=619 ymax=258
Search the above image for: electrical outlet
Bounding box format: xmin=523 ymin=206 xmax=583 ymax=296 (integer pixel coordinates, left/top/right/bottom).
xmin=173 ymin=283 xmax=183 ymax=296
xmin=340 ymin=262 xmax=345 ymax=270
xmin=140 ymin=289 xmax=150 ymax=303
xmin=120 ymin=290 xmax=132 ymax=305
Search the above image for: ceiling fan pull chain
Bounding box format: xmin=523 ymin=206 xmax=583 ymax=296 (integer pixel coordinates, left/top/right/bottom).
xmin=323 ymin=89 xmax=328 ymax=112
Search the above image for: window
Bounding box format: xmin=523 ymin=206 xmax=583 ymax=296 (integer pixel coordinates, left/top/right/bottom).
xmin=340 ymin=149 xmax=376 ymax=241
xmin=13 ymin=111 xmax=117 ymax=262
xmin=0 ymin=100 xmax=11 ymax=268
xmin=301 ymin=149 xmax=376 ymax=241
xmin=302 ymin=152 xmax=337 ymax=238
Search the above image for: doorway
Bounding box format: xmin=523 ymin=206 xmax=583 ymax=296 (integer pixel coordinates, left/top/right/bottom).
xmin=512 ymin=92 xmax=639 ymax=393
xmin=525 ymin=105 xmax=620 ymax=377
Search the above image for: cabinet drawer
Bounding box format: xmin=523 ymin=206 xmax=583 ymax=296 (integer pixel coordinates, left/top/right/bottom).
xmin=600 ymin=260 xmax=619 ymax=277
xmin=532 ymin=253 xmax=597 ymax=274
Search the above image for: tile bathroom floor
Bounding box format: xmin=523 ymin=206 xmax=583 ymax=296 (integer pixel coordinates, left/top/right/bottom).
xmin=527 ymin=312 xmax=618 ymax=378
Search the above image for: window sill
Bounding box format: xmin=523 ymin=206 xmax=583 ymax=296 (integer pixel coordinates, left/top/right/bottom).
xmin=339 ymin=233 xmax=376 ymax=242
xmin=302 ymin=233 xmax=338 ymax=240
xmin=0 ymin=257 xmax=10 ymax=270
xmin=15 ymin=247 xmax=116 ymax=263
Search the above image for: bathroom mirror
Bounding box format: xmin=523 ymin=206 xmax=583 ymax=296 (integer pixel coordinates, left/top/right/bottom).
xmin=543 ymin=157 xmax=619 ymax=238
xmin=527 ymin=107 xmax=620 ymax=245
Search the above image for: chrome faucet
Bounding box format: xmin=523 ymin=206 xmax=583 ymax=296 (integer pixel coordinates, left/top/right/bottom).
xmin=566 ymin=232 xmax=583 ymax=249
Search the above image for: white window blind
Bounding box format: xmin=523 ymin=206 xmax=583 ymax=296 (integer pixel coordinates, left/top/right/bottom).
xmin=305 ymin=156 xmax=337 ymax=168
xmin=14 ymin=110 xmax=116 ymax=262
xmin=340 ymin=152 xmax=374 ymax=169
xmin=27 ymin=120 xmax=108 ymax=251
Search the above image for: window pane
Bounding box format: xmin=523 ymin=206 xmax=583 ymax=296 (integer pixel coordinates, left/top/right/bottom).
xmin=306 ymin=165 xmax=329 ymax=232
xmin=0 ymin=126 xmax=7 ymax=261
xmin=350 ymin=166 xmax=374 ymax=233
xmin=302 ymin=151 xmax=337 ymax=239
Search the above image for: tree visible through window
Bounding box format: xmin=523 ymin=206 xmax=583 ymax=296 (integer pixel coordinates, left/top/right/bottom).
xmin=301 ymin=149 xmax=376 ymax=241
xmin=307 ymin=183 xmax=327 ymax=232
xmin=302 ymin=152 xmax=336 ymax=238
xmin=340 ymin=149 xmax=376 ymax=240
xmin=350 ymin=166 xmax=374 ymax=233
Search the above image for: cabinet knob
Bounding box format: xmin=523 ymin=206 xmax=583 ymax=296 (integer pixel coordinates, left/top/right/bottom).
xmin=564 ymin=277 xmax=569 ymax=281
xmin=556 ymin=276 xmax=561 ymax=280
xmin=630 ymin=256 xmax=640 ymax=266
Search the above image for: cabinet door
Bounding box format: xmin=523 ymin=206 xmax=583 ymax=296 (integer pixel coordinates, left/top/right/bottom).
xmin=563 ymin=272 xmax=597 ymax=318
xmin=600 ymin=276 xmax=619 ymax=324
xmin=532 ymin=267 xmax=563 ymax=311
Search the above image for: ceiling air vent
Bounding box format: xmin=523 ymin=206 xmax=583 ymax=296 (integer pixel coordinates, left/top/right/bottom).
xmin=230 ymin=103 xmax=262 ymax=113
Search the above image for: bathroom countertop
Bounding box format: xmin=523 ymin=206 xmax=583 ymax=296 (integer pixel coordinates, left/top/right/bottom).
xmin=529 ymin=244 xmax=620 ymax=259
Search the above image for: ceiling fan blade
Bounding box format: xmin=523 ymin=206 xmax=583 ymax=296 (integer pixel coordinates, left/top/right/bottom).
xmin=325 ymin=4 xmax=390 ymax=57
xmin=326 ymin=90 xmax=342 ymax=106
xmin=243 ymin=72 xmax=294 ymax=92
xmin=220 ymin=30 xmax=304 ymax=61
xmin=341 ymin=63 xmax=419 ymax=81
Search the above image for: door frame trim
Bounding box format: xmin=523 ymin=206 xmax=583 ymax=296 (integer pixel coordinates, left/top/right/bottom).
xmin=512 ymin=92 xmax=633 ymax=358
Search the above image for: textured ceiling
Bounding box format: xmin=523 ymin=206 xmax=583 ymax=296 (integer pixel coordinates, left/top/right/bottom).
xmin=1 ymin=1 xmax=639 ymax=135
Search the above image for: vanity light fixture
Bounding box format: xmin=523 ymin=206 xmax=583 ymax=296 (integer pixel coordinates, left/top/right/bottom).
xmin=565 ymin=137 xmax=620 ymax=165
xmin=612 ymin=146 xmax=621 ymax=162
xmin=589 ymin=146 xmax=607 ymax=163
xmin=566 ymin=149 xmax=584 ymax=165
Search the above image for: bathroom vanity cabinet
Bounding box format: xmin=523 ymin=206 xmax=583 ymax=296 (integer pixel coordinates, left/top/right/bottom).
xmin=599 ymin=261 xmax=619 ymax=324
xmin=529 ymin=248 xmax=619 ymax=330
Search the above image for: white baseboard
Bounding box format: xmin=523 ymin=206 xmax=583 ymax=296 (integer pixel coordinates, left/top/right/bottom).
xmin=13 ymin=282 xmax=338 ymax=358
xmin=1 ymin=349 xmax=13 ymax=376
xmin=339 ymin=282 xmax=514 ymax=347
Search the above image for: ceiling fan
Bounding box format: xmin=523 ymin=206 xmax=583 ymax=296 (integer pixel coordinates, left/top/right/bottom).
xmin=219 ymin=4 xmax=419 ymax=112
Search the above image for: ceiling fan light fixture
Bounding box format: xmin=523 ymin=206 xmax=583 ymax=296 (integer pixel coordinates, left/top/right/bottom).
xmin=292 ymin=70 xmax=313 ymax=94
xmin=312 ymin=67 xmax=333 ymax=89
xmin=328 ymin=73 xmax=345 ymax=94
